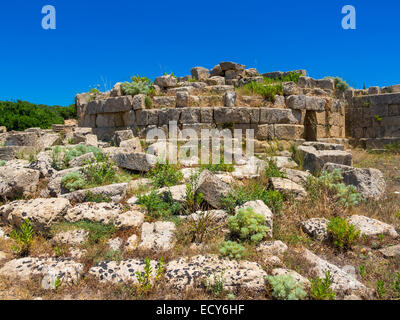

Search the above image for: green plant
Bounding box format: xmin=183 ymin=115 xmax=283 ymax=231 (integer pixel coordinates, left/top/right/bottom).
xmin=61 ymin=171 xmax=86 ymax=192
xmin=203 ymin=271 xmax=226 ymax=297
xmin=221 ymin=183 xmax=284 ymax=215
xmin=185 ymin=171 xmax=204 ymax=212
xmin=84 ymin=191 xmax=112 ymax=203
xmin=393 ymin=272 xmax=400 ymax=297
xmin=51 ymin=145 xmax=104 ymax=170
xmin=147 ymin=160 xmax=183 ymax=188
xmin=219 ymin=241 xmax=246 ymax=260
xmin=327 ymin=217 xmax=360 ymax=250
xmin=310 ymin=271 xmax=336 ymax=300
xmin=325 ymin=77 xmax=349 ymax=92
xmin=137 ymin=191 xmax=184 ymax=218
xmin=135 ymin=257 xmax=165 ymax=294
xmin=145 ymin=96 xmax=152 ymax=108
xmin=200 ymin=155 xmax=234 ymax=173
xmin=265 ymin=159 xmax=285 ymax=178
xmin=227 ymin=207 xmax=269 ymax=244
xmin=54 ymin=278 xmax=62 ymax=290
xmin=82 ymin=156 xmax=117 ymax=188
xmin=374 ymin=115 xmax=383 ymax=122
xmin=305 ymin=169 xmax=362 ymax=208
xmin=359 ymin=265 xmax=366 ymax=278
xmin=121 ymin=74 xmax=153 ymax=96
xmin=239 ymin=81 xmax=283 ymax=102
xmin=0 ymin=160 xmax=5 ymax=167
xmin=377 ymin=279 xmax=386 ymax=299
xmin=266 ymin=274 xmax=307 ymax=300
xmin=10 ymin=219 xmax=35 ymax=256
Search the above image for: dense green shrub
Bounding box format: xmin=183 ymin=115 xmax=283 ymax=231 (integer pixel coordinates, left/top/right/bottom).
xmin=0 ymin=160 xmax=5 ymax=167
xmin=310 ymin=271 xmax=336 ymax=300
xmin=121 ymin=75 xmax=154 ymax=96
xmin=221 ymin=183 xmax=284 ymax=215
xmin=0 ymin=100 xmax=75 ymax=131
xmin=51 ymin=145 xmax=104 ymax=170
xmin=147 ymin=161 xmax=183 ymax=188
xmin=10 ymin=219 xmax=35 ymax=256
xmin=137 ymin=191 xmax=184 ymax=218
xmin=227 ymin=207 xmax=269 ymax=243
xmin=61 ymin=171 xmax=86 ymax=192
xmin=324 ymin=77 xmax=349 ymax=92
xmin=265 ymin=159 xmax=286 ymax=178
xmin=327 ymin=217 xmax=360 ymax=249
xmin=266 ymin=274 xmax=307 ymax=300
xmin=200 ymin=155 xmax=234 ymax=173
xmin=305 ymin=169 xmax=362 ymax=208
xmin=240 ymin=81 xmax=283 ymax=102
xmin=219 ymin=241 xmax=246 ymax=259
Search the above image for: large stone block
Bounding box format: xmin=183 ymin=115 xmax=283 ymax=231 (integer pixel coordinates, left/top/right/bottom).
xmin=305 ymin=96 xmax=326 ymax=111
xmin=154 ymin=75 xmax=177 ymax=88
xmin=286 ymin=95 xmax=306 ymax=110
xmin=190 ymin=67 xmax=209 ymax=81
xmin=86 ymin=99 xmax=105 ymax=115
xmin=103 ymin=96 xmax=133 ymax=113
xmin=5 ymin=132 xmax=38 ymax=147
xmin=214 ymin=107 xmax=250 ymax=124
xmin=152 ymin=96 xmax=176 ymax=108
xmin=259 ymin=108 xmax=301 ymax=124
xmin=180 ymin=108 xmax=201 ymax=124
xmin=274 ymin=124 xmax=304 ymax=140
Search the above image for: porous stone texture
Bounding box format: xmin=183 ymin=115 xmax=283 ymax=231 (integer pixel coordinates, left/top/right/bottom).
xmin=256 ymin=241 xmax=288 ymax=257
xmin=301 ymin=218 xmax=329 ymax=241
xmin=323 ymin=163 xmax=386 ymax=200
xmin=125 ymin=234 xmax=139 ymax=251
xmin=107 ymin=237 xmax=123 ymax=251
xmin=28 ymin=151 xmax=56 ymax=178
xmin=232 ymin=156 xmax=266 ymax=179
xmin=302 ymin=248 xmax=366 ymax=294
xmin=269 ymin=177 xmax=307 ymax=200
xmin=195 ymin=170 xmax=231 ymax=209
xmin=235 ymin=200 xmax=273 ymax=237
xmin=61 ymin=183 xmax=128 ymax=203
xmin=379 ymin=244 xmax=400 ymax=258
xmin=282 ymin=168 xmax=311 ymax=185
xmin=0 ymin=167 xmax=40 ymax=200
xmin=65 ymin=202 xmax=125 ymax=225
xmin=266 ymin=156 xmax=297 ymax=169
xmin=0 ymin=198 xmax=70 ymax=234
xmin=165 ymin=255 xmax=267 ymax=293
xmin=112 ymin=151 xmax=156 ymax=172
xmin=138 ymin=222 xmax=176 ymax=251
xmin=0 ymin=257 xmax=83 ymax=284
xmin=347 ymin=215 xmax=398 ymax=238
xmin=52 ymin=229 xmax=89 ymax=246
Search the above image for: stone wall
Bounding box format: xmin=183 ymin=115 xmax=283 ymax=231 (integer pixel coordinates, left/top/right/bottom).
xmin=345 ymin=91 xmax=400 ymax=148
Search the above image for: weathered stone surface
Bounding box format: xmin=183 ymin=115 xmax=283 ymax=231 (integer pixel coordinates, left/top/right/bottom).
xmin=103 ymin=96 xmax=133 ymax=113
xmin=112 ymin=151 xmax=156 ymax=172
xmin=27 ymin=151 xmax=55 ymax=178
xmin=323 ymin=163 xmax=386 ymax=200
xmin=107 ymin=237 xmax=123 ymax=251
xmin=301 ymin=218 xmax=329 ymax=241
xmin=0 ymin=257 xmax=83 ymax=285
xmin=0 ymin=198 xmax=70 ymax=234
xmin=68 ymin=152 xmax=95 ymax=167
xmin=220 ymin=62 xmax=245 ymax=72
xmin=257 ymin=241 xmax=288 ymax=257
xmin=379 ymin=244 xmax=400 ymax=258
xmin=269 ymin=177 xmax=307 ymax=200
xmin=113 ymin=130 xmax=134 ymax=146
xmin=196 ymin=170 xmax=231 ymax=209
xmin=210 ymin=65 xmax=223 ymax=77
xmin=156 ymin=184 xmax=187 ymax=202
xmin=236 ymin=200 xmax=273 ymax=237
xmin=37 ymin=134 xmax=62 ymax=150
xmin=266 ymin=156 xmax=297 ymax=169
xmin=302 ymin=142 xmax=345 ymax=151
xmin=152 ymin=96 xmax=176 ymax=108
xmin=5 ymin=132 xmax=38 ymax=147
xmin=125 ymin=234 xmax=139 ymax=251
xmin=286 ymin=95 xmax=306 ymax=110
xmin=89 ymin=258 xmax=160 ymax=283
xmin=138 ymin=222 xmax=176 ymax=251
xmin=61 ymin=183 xmax=128 ymax=203
xmin=274 ymin=124 xmax=304 ymax=140
xmin=298 ymin=145 xmax=352 ymax=174
xmin=154 ymin=75 xmax=177 ymax=88
xmin=302 ymin=248 xmax=366 ymax=293
xmin=206 ymin=76 xmax=225 ymax=86
xmin=232 ymin=156 xmax=266 ymax=179
xmin=259 ymin=108 xmax=301 ymax=124
xmin=52 ymin=229 xmax=89 ymax=246
xmin=115 ymin=209 xmax=145 ymax=228
xmin=282 ymin=168 xmax=311 ymax=185
xmin=347 ymin=215 xmax=398 ymax=238
xmin=190 ymin=67 xmax=209 ymax=82
xmin=132 ymin=94 xmax=146 ymax=110
xmin=65 ymin=202 xmax=124 ymax=224
xmin=176 ymin=91 xmax=189 ymax=108
xmin=165 ymin=255 xmax=267 ymax=293
xmin=283 ymin=82 xmax=299 ymax=96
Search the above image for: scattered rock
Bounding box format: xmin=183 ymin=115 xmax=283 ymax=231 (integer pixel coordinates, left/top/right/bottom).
xmin=269 ymin=177 xmax=307 ymax=200
xmin=282 ymin=168 xmax=311 ymax=185
xmin=379 ymin=244 xmax=400 ymax=258
xmin=0 ymin=167 xmax=40 ymax=200
xmin=125 ymin=234 xmax=139 ymax=251
xmin=61 ymin=183 xmax=128 ymax=203
xmin=196 ymin=170 xmax=231 ymax=209
xmin=65 ymin=202 xmax=124 ymax=224
xmin=52 ymin=229 xmax=89 ymax=246
xmin=0 ymin=198 xmax=70 ymax=234
xmin=347 ymin=215 xmax=398 ymax=238
xmin=257 ymin=241 xmax=288 ymax=257
xmin=301 ymin=218 xmax=329 ymax=241
xmin=107 ymin=238 xmax=123 ymax=251
xmin=266 ymin=156 xmax=297 ymax=169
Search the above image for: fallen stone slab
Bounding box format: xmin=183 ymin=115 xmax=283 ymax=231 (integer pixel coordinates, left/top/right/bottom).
xmin=165 ymin=254 xmax=267 ymax=293
xmin=60 ymin=183 xmax=128 ymax=203
xmin=196 ymin=170 xmax=231 ymax=209
xmin=112 ymin=151 xmax=156 ymax=172
xmin=65 ymin=202 xmax=125 ymax=225
xmin=256 ymin=241 xmax=288 ymax=257
xmin=266 ymin=156 xmax=298 ymax=169
xmin=323 ymin=163 xmax=386 ymax=200
xmin=0 ymin=166 xmax=40 ymax=200
xmin=282 ymin=168 xmax=311 ymax=185
xmin=379 ymin=244 xmax=400 ymax=258
xmin=269 ymin=177 xmax=307 ymax=200
xmin=52 ymin=229 xmax=89 ymax=246
xmin=347 ymin=215 xmax=398 ymax=238
xmin=0 ymin=257 xmax=83 ymax=285
xmin=0 ymin=198 xmax=70 ymax=234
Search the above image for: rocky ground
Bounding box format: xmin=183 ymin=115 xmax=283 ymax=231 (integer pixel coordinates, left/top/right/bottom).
xmin=0 ymin=125 xmax=399 ymax=300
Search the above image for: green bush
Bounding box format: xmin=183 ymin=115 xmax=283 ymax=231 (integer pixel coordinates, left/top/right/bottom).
xmin=0 ymin=100 xmax=75 ymax=131
xmin=305 ymin=169 xmax=362 ymax=208
xmin=200 ymin=155 xmax=234 ymax=173
xmin=10 ymin=219 xmax=35 ymax=256
xmin=227 ymin=207 xmax=269 ymax=244
xmin=327 ymin=217 xmax=360 ymax=249
xmin=324 ymin=77 xmax=349 ymax=92
xmin=51 ymin=145 xmax=104 ymax=170
xmin=266 ymin=274 xmax=307 ymax=300
xmin=121 ymin=75 xmax=153 ymax=96
xmin=240 ymin=81 xmax=283 ymax=102
xmin=0 ymin=160 xmax=5 ymax=167
xmin=82 ymin=157 xmax=118 ymax=188
xmin=219 ymin=241 xmax=246 ymax=259
xmin=147 ymin=160 xmax=183 ymax=188
xmin=221 ymin=183 xmax=284 ymax=215
xmin=61 ymin=171 xmax=86 ymax=192
xmin=310 ymin=271 xmax=336 ymax=300
xmin=265 ymin=159 xmax=285 ymax=178
xmin=137 ymin=191 xmax=184 ymax=218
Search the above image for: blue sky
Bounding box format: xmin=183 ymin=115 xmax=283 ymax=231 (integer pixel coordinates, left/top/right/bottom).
xmin=0 ymin=0 xmax=399 ymax=106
